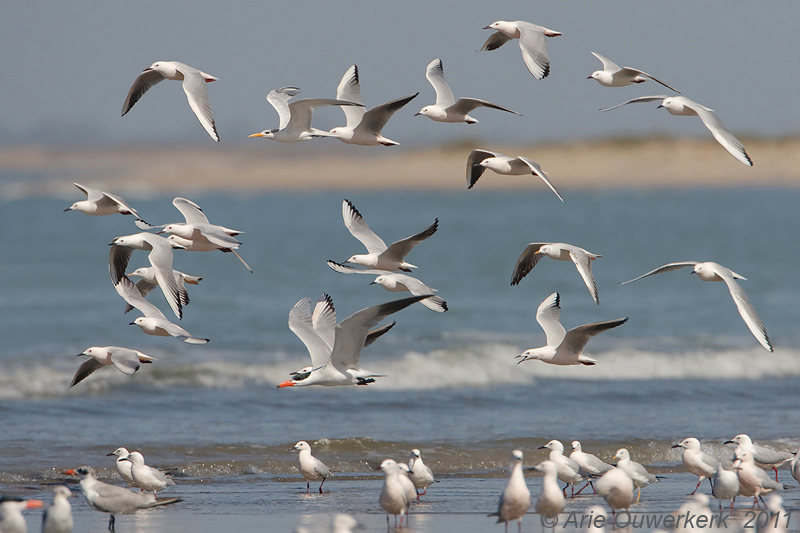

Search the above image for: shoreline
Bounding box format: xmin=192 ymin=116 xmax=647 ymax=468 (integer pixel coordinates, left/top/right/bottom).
xmin=1 ymin=137 xmax=798 ymax=197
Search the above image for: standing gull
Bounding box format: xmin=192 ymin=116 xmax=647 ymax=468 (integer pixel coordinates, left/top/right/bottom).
xmin=621 ymin=261 xmax=772 ymax=352
xmin=65 ymin=183 xmax=145 ymax=221
xmin=289 ymin=441 xmax=332 ymax=494
xmin=488 ymin=449 xmax=530 ymax=533
xmin=408 ymin=449 xmax=437 ymax=499
xmin=516 ymin=292 xmax=627 ymax=366
xmin=511 ymin=242 xmax=602 ymax=304
xmin=328 ymin=65 xmax=418 ymax=146
xmin=122 ymin=61 xmax=219 ymax=142
xmin=532 ymin=461 xmax=565 ymax=518
xmin=107 ymin=448 xmax=134 ymax=487
xmin=732 ymin=451 xmax=785 ymax=507
xmin=613 ymin=449 xmax=660 ymax=502
xmin=712 ymin=463 xmax=740 ymax=509
xmin=465 ymin=149 xmax=564 ymax=202
xmin=397 ymin=464 xmax=419 ymax=507
xmin=0 ymin=497 xmax=43 ymax=533
xmin=69 ymin=346 xmax=156 ymax=389
xmin=379 ymin=459 xmax=411 ymax=529
xmin=339 ymin=199 xmax=438 ymax=272
xmin=570 ymin=441 xmax=612 ymax=494
xmin=595 ymin=467 xmax=634 ymax=513
xmin=248 ymin=86 xmax=363 ymax=143
xmin=725 ymin=434 xmax=792 ymax=479
xmin=416 ymin=59 xmax=521 ymax=123
xmin=588 ymin=52 xmax=679 ymax=92
xmin=538 ymin=440 xmax=586 ymax=497
xmin=42 ymin=486 xmax=73 ymax=533
xmin=480 ymin=20 xmax=561 ymax=79
xmin=123 ymin=452 xmax=175 ymax=494
xmin=600 ymin=95 xmax=752 ymax=166
xmin=671 ymin=438 xmax=720 ymax=495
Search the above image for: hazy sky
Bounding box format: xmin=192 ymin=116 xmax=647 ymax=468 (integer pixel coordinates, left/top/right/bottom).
xmin=2 ymin=1 xmax=798 ymax=147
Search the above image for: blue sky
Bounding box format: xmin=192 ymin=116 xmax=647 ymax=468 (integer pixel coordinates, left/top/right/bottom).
xmin=2 ymin=1 xmax=798 ymax=146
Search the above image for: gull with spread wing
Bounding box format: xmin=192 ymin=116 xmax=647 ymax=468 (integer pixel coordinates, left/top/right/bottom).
xmin=588 ymin=52 xmax=679 ymax=92
xmin=511 ymin=242 xmax=602 ymax=304
xmin=69 ymin=346 xmax=156 ymax=389
xmin=466 ymin=149 xmax=564 ymax=201
xmin=479 ymin=20 xmax=561 ymax=79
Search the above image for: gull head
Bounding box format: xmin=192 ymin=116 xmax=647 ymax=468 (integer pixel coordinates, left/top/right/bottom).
xmin=588 ymin=70 xmax=611 ymax=84
xmin=534 ymin=460 xmax=558 ymax=475
xmin=165 ymin=235 xmax=188 ymax=249
xmin=539 ymin=440 xmax=564 ymax=454
xmin=127 ymin=267 xmax=148 ymax=279
xmin=511 ymin=449 xmax=523 ymax=462
xmin=613 ymin=448 xmax=630 ymax=462
xmin=483 ymin=21 xmax=514 ymax=35
xmin=657 ymin=97 xmax=683 ymax=115
xmin=79 ymin=347 xmax=105 ymax=358
xmin=415 ymin=106 xmax=444 ymax=120
xmin=107 ymin=447 xmax=129 ymax=458
xmin=131 ymin=317 xmax=147 ymax=327
xmin=290 ymin=441 xmax=310 ymax=453
xmin=64 ymin=202 xmax=81 ymax=212
xmin=518 ymin=348 xmax=543 ymax=362
xmin=410 ymin=449 xmax=421 ymax=460
xmin=371 ymin=275 xmax=395 ymax=289
xmin=380 ymin=458 xmax=400 ymax=474
xmin=64 ymin=466 xmax=95 ymax=480
xmin=146 ymin=62 xmax=178 ymax=78
xmin=249 ymin=129 xmax=278 ymax=139
xmin=571 ymin=441 xmax=582 ymax=452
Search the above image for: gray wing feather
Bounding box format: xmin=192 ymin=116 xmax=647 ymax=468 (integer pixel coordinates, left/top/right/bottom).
xmin=466 ymin=149 xmax=502 ymax=189
xmin=342 ymin=199 xmax=387 ymax=254
xmin=449 ymin=98 xmax=521 ymax=116
xmin=599 ymin=95 xmax=670 ymax=112
xmin=510 ymin=243 xmax=549 ymax=286
xmin=69 ymin=358 xmax=105 ymax=388
xmin=381 ymin=219 xmax=438 ymax=263
xmin=619 ymin=262 xmax=699 ymax=285
xmin=480 ymin=31 xmax=512 ymax=52
xmin=122 ymin=69 xmax=165 ymax=116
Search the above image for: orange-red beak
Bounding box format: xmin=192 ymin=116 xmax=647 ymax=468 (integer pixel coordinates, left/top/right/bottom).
xmin=63 ymin=469 xmax=76 ymax=476
xmin=26 ymin=500 xmax=44 ymax=509
xmin=276 ymin=380 xmax=295 ymax=388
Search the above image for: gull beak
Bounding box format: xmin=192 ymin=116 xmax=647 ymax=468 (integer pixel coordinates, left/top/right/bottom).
xmin=288 ymin=446 xmax=297 ymax=452
xmin=586 ymin=75 xmax=593 ymax=80
xmin=657 ymin=104 xmax=664 ymax=109
xmin=77 ymin=352 xmax=86 ymax=357
xmin=25 ymin=500 xmax=44 ymax=509
xmin=369 ymin=281 xmax=376 ymax=285
xmin=482 ymin=25 xmax=492 ymax=29
xmin=670 ymin=444 xmax=682 ymax=449
xmin=106 ymin=452 xmax=116 ymax=457
xmin=156 ymin=230 xmax=165 ymax=234
xmin=277 ymin=380 xmax=295 ymax=388
xmin=63 ymin=469 xmax=76 ymax=476
xmin=413 ymin=112 xmax=421 ymax=116
xmin=248 ymin=133 xmax=264 ymax=138
xmin=723 ymin=440 xmax=734 ymax=444
xmin=537 ymin=445 xmax=548 ymax=450
xmin=63 ymin=208 xmax=71 ymax=212
xmin=128 ymin=322 xmax=136 ymax=326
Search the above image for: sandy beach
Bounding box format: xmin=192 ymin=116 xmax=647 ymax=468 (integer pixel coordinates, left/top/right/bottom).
xmin=1 ymin=137 xmax=798 ymax=197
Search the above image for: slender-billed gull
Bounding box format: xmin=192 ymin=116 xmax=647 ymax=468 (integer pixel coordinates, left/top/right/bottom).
xmin=110 ymin=232 xmax=183 ymax=320
xmin=533 ymin=460 xmax=565 ymax=517
xmin=732 ymin=450 xmax=785 ymax=507
xmin=289 ymin=441 xmax=332 ymax=494
xmin=122 ymin=61 xmax=219 ymax=142
xmin=326 ymin=260 xmax=447 ymax=312
xmin=123 ymin=452 xmax=175 ymax=494
xmin=114 ymin=276 xmax=209 ymax=344
xmin=725 ymin=434 xmax=792 ymax=478
xmin=712 ymin=464 xmax=740 ymax=509
xmin=379 ymin=459 xmax=411 ymax=529
xmin=328 ymin=65 xmax=418 ymax=146
xmin=613 ymin=449 xmax=660 ymax=502
xmin=0 ymin=497 xmax=43 ymax=533
xmin=480 ymin=20 xmax=561 ymax=79
xmin=340 ymin=199 xmax=438 ymax=272
xmin=489 ymin=449 xmax=530 ymax=533
xmin=511 ymin=242 xmax=601 ymax=304
xmin=65 ymin=465 xmax=181 ymax=532
xmin=124 ymin=267 xmax=200 ymax=315
xmin=595 ymin=466 xmax=634 ymax=512
xmin=69 ymin=346 xmax=156 ymax=389
xmin=408 ymin=449 xmax=437 ymax=500
xmin=466 ymin=149 xmax=564 ymax=201
xmin=621 ymin=261 xmax=772 ymax=352
xmin=42 ymin=486 xmax=73 ymax=533
xmin=277 ymin=295 xmax=429 ymax=387
xmin=65 ymin=183 xmax=145 ymax=221
xmin=570 ymin=441 xmax=612 ymax=495
xmin=538 ymin=440 xmax=586 ymax=497
xmin=517 ymin=292 xmax=627 ymax=366
xmin=600 ymin=95 xmax=752 ymax=166
xmin=248 ymin=86 xmax=363 ymax=143
xmin=107 ymin=448 xmax=134 ymax=486
xmin=397 ymin=464 xmax=419 ymax=506
xmin=588 ymin=52 xmax=679 ymax=92
xmin=671 ymin=438 xmax=720 ymax=495
xmin=416 ymin=59 xmax=521 ymax=123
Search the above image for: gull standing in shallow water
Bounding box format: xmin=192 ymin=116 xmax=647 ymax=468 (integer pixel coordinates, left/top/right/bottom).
xmin=532 ymin=461 xmax=565 ymax=518
xmin=538 ymin=440 xmax=586 ymax=498
xmin=600 ymin=95 xmax=753 ymax=165
xmin=587 ymin=52 xmax=680 ymax=92
xmin=107 ymin=448 xmax=135 ymax=486
xmin=517 ymin=292 xmax=627 ymax=366
xmin=69 ymin=346 xmax=157 ymax=388
xmin=42 ymin=486 xmax=73 ymax=533
xmin=671 ymin=438 xmax=720 ymax=495
xmin=289 ymin=441 xmax=332 ymax=494
xmin=339 ymin=199 xmax=438 ymax=272
xmin=277 ymin=295 xmax=429 ymax=388
xmin=416 ymin=59 xmax=521 ymax=123
xmin=122 ymin=61 xmax=219 ymax=142
xmin=725 ymin=434 xmax=792 ymax=479
xmin=248 ymin=86 xmax=363 ymax=143
xmin=489 ymin=449 xmax=530 ymax=533
xmin=328 ymin=65 xmax=418 ymax=146
xmin=511 ymin=242 xmax=602 ymax=304
xmin=408 ymin=449 xmax=437 ymax=499
xmin=479 ymin=20 xmax=561 ymax=79
xmin=570 ymin=441 xmax=612 ymax=494
xmin=613 ymin=449 xmax=660 ymax=502
xmin=123 ymin=452 xmax=175 ymax=494
xmin=621 ymin=261 xmax=773 ymax=352
xmin=379 ymin=459 xmax=411 ymax=529
xmin=65 ymin=183 xmax=145 ymax=221
xmin=465 ymin=149 xmax=564 ymax=202
xmin=595 ymin=466 xmax=634 ymax=513
xmin=732 ymin=451 xmax=786 ymax=507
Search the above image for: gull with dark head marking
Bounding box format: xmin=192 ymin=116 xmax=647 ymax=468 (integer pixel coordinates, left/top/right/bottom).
xmin=488 ymin=449 xmax=530 ymax=533
xmin=65 ymin=183 xmax=146 ymax=222
xmin=340 ymin=199 xmax=438 ymax=272
xmin=588 ymin=52 xmax=680 ymax=92
xmin=416 ymin=59 xmax=521 ymax=123
xmin=122 ymin=61 xmax=219 ymax=142
xmin=328 ymin=65 xmax=418 ymax=146
xmin=248 ymin=86 xmax=363 ymax=143
xmin=601 ymin=95 xmax=752 ymax=166
xmin=480 ymin=20 xmax=561 ymax=79
xmin=517 ymin=293 xmax=627 ymax=366
xmin=621 ymin=261 xmax=772 ymax=352
xmin=511 ymin=242 xmax=602 ymax=304
xmin=466 ymin=149 xmax=564 ymax=201
xmin=69 ymin=346 xmax=156 ymax=389
xmin=0 ymin=496 xmax=43 ymax=533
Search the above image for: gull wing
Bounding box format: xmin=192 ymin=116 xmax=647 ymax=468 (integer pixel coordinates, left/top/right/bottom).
xmin=69 ymin=358 xmax=105 ymax=388
xmin=335 ymin=65 xmax=366 ymax=128
xmin=517 ymin=156 xmax=564 ymax=202
xmin=466 ymin=149 xmax=503 ymax=189
xmin=179 ymin=67 xmax=219 ymax=142
xmin=717 ymin=269 xmax=772 ymax=351
xmin=619 ymin=67 xmax=681 ymax=93
xmin=364 ymin=322 xmax=395 ymax=348
xmin=109 ymin=348 xmax=144 ymax=375
xmin=355 ymin=93 xmax=418 ymax=136
xmin=381 ymin=219 xmax=438 ymax=263
xmin=311 ymin=294 xmax=337 ymax=354
xmin=73 ymin=182 xmax=103 ymax=203
xmin=172 ymin=197 xmax=209 ymax=224
xmin=479 ymin=31 xmax=512 ymax=52
xmin=123 ymin=278 xmax=158 ymax=314
xmin=329 ymin=295 xmax=428 ymax=371
xmin=536 ymin=292 xmax=567 ymax=347
xmin=388 ymin=273 xmax=447 ymax=312
xmin=687 ymin=101 xmax=753 ymax=166
xmin=510 ymin=243 xmax=550 ymax=286
xmin=599 ymin=95 xmax=670 ymax=112
xmin=342 ymin=199 xmax=387 ymax=254
xmin=591 ymin=52 xmax=621 ymax=73
xmin=569 ymin=249 xmax=600 ymax=305
xmin=559 ymin=318 xmax=628 ymax=355
xmin=195 ymin=223 xmax=242 ymax=248
xmin=102 ymin=191 xmax=141 ymax=217
xmin=114 ymin=275 xmax=169 ymax=321
xmin=286 ymin=98 xmax=363 ymax=134
xmin=289 ymin=297 xmax=333 ymax=369
xmin=619 ymin=261 xmax=699 ymax=285
xmin=448 ymin=98 xmax=521 ymax=116
xmin=109 ymin=245 xmax=135 ymax=286
xmin=326 ymin=260 xmax=386 ymax=276
xmin=425 ymin=59 xmax=455 ymax=108
xmin=518 ymin=23 xmax=551 ymax=79
xmin=267 ymin=87 xmax=301 ymax=130
xmin=142 ymin=234 xmax=183 ymax=320
xmin=121 ymin=69 xmax=165 ymax=116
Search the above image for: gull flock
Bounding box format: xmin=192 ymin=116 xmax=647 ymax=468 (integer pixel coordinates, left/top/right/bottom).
xmin=3 ymin=10 xmax=787 ymax=533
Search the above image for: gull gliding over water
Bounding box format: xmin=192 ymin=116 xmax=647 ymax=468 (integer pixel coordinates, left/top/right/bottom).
xmin=466 ymin=149 xmax=564 ymax=202
xmin=479 ymin=20 xmax=562 ymax=79
xmin=124 ymin=266 xmax=200 ymax=315
xmin=601 ymin=95 xmax=753 ymax=166
xmin=328 ymin=65 xmax=418 ymax=146
xmin=416 ymin=59 xmax=521 ymax=123
xmin=621 ymin=261 xmax=772 ymax=352
xmin=65 ymin=183 xmax=145 ymax=221
xmin=511 ymin=242 xmax=602 ymax=304
xmin=69 ymin=346 xmax=157 ymax=389
xmin=588 ymin=52 xmax=680 ymax=92
xmin=122 ymin=61 xmax=219 ymax=142
xmin=248 ymin=86 xmax=363 ymax=143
